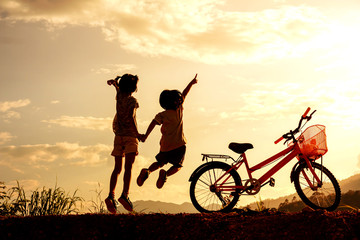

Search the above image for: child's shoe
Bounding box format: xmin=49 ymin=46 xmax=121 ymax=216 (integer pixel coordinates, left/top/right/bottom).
xmin=156 ymin=169 xmax=167 ymax=189
xmin=118 ymin=194 xmax=133 ymax=211
xmin=137 ymin=168 xmax=149 ymax=186
xmin=105 ymin=195 xmax=117 ymax=214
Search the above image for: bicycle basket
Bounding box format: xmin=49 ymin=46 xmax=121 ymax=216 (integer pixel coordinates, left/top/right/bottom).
xmin=298 ymin=125 xmax=327 ymax=160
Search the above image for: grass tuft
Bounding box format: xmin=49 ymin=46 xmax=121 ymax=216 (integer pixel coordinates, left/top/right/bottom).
xmin=88 ymin=183 xmax=106 ymax=214
xmin=0 ymin=181 xmax=83 ymax=216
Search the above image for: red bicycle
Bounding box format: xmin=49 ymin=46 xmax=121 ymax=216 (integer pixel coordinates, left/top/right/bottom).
xmin=189 ymin=108 xmax=341 ymax=212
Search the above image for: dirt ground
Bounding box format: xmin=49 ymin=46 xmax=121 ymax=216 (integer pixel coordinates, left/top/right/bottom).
xmin=1 ymin=210 xmax=360 ymax=239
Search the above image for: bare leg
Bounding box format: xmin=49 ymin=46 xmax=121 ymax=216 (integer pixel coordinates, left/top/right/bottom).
xmin=109 ymin=156 xmax=123 ymax=196
xmin=148 ymin=162 xmax=163 ymax=173
xmin=166 ymin=166 xmax=182 ymax=177
xmin=122 ymin=152 xmax=136 ymax=196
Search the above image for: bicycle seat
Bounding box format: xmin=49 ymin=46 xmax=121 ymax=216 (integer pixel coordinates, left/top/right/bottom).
xmin=228 ymin=143 xmax=253 ymax=154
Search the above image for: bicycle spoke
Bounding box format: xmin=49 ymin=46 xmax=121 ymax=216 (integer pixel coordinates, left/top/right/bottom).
xmin=198 ymin=178 xmax=210 ymax=187
xmin=294 ymin=162 xmax=340 ymax=210
xmin=190 ymin=163 xmax=241 ymax=212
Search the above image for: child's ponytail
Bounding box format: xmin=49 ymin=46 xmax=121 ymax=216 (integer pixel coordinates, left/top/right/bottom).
xmin=118 ymin=74 xmax=139 ymax=94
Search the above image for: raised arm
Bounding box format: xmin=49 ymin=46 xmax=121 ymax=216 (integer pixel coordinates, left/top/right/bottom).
xmin=182 ymin=74 xmax=198 ymax=99
xmin=107 ymin=76 xmax=120 ymax=91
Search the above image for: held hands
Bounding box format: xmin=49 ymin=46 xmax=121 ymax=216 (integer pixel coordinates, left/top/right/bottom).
xmin=138 ymin=134 xmax=147 ymax=142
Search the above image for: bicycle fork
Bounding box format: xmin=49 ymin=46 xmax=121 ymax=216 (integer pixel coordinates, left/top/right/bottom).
xmin=300 ymin=156 xmax=323 ymax=190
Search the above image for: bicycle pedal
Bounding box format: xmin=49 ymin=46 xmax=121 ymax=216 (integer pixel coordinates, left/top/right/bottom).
xmin=270 ymin=177 xmax=275 ymax=187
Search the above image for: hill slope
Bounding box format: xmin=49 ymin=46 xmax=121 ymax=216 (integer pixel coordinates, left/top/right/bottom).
xmin=247 ymin=172 xmax=360 ymax=210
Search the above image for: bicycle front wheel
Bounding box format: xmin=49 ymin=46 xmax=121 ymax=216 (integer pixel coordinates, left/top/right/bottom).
xmin=293 ymin=161 xmax=341 ymax=211
xmin=189 ymin=162 xmax=241 ymax=213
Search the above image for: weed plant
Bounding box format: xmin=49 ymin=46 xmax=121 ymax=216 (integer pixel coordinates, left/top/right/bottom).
xmin=0 ymin=181 xmax=12 ymax=216
xmin=0 ymin=182 xmax=6 ymax=200
xmin=0 ymin=181 xmax=83 ymax=216
xmin=338 ymin=205 xmax=360 ymax=212
xmin=88 ymin=183 xmax=106 ymax=214
xmin=254 ymin=195 xmax=267 ymax=211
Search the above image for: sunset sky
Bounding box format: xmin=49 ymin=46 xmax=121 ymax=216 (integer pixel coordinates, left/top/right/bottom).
xmin=1 ymin=0 xmax=360 ymax=209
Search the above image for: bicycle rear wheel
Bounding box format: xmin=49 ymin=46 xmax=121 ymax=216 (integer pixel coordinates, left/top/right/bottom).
xmin=189 ymin=162 xmax=241 ymax=213
xmin=293 ymin=161 xmax=341 ymax=211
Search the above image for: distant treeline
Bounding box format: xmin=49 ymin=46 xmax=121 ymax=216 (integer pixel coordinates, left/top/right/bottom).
xmin=278 ymin=190 xmax=360 ymax=212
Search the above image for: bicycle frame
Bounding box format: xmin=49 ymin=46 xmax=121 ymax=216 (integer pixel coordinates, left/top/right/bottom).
xmin=189 ymin=108 xmax=341 ymax=212
xmin=213 ymin=141 xmax=322 ymax=192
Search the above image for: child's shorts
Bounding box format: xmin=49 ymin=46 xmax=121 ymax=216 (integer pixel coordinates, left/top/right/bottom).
xmin=155 ymin=145 xmax=186 ymax=168
xmin=111 ymin=136 xmax=138 ymax=157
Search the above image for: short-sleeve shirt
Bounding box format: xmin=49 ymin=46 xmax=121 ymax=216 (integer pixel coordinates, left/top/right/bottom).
xmin=154 ymin=105 xmax=186 ymax=152
xmin=113 ymin=92 xmax=139 ymax=138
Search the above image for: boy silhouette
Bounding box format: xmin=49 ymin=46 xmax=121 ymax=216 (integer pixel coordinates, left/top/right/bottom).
xmin=137 ymin=74 xmax=198 ymax=188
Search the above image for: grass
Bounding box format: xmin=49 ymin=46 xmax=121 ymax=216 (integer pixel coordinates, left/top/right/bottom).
xmin=0 ymin=182 xmax=7 ymax=202
xmin=254 ymin=195 xmax=267 ymax=211
xmin=2 ymin=180 xmax=360 ymax=216
xmin=88 ymin=183 xmax=106 ymax=214
xmin=0 ymin=181 xmax=83 ymax=216
xmin=338 ymin=204 xmax=360 ymax=212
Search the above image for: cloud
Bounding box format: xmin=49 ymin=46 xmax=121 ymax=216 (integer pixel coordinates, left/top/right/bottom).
xmin=0 ymin=160 xmax=24 ymax=174
xmin=0 ymin=142 xmax=112 ymax=171
xmin=6 ymin=179 xmax=40 ymax=191
xmin=0 ymin=0 xmax=329 ymax=64
xmin=0 ymin=99 xmax=31 ymax=122
xmin=42 ymin=115 xmax=112 ymax=130
xmin=214 ymin=79 xmax=360 ymax=127
xmin=42 ymin=115 xmax=150 ymax=130
xmin=0 ymin=99 xmax=31 ymax=112
xmin=84 ymin=181 xmax=102 ymax=187
xmin=0 ymin=0 xmax=103 ymax=23
xmin=0 ymin=132 xmax=16 ymax=144
xmin=92 ymin=63 xmax=136 ymax=75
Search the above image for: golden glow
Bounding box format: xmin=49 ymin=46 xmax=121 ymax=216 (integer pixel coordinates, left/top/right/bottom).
xmin=1 ymin=0 xmax=360 ymax=208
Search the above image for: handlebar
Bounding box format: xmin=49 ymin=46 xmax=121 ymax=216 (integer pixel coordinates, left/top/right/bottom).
xmin=302 ymin=107 xmax=311 ymax=118
xmin=274 ymin=136 xmax=284 ymax=144
xmin=274 ymin=107 xmax=316 ymax=144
